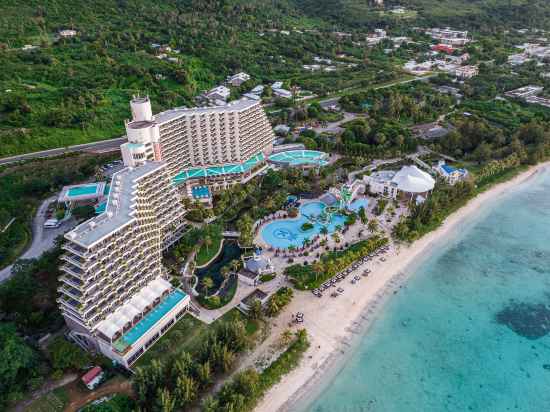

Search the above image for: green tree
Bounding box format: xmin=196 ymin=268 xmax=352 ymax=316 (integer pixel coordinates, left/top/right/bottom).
xmin=248 ymin=299 xmax=263 ymax=320
xmin=48 ymin=336 xmax=90 ymax=372
xmin=367 ymin=219 xmax=379 ymax=234
xmin=156 ymin=387 xmax=176 ymax=412
xmin=202 ymin=276 xmax=214 ymax=296
xmin=175 ymin=375 xmax=198 ymax=407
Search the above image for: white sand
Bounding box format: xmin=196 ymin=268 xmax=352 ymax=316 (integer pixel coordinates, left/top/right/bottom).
xmin=255 ymin=162 xmax=549 ymax=412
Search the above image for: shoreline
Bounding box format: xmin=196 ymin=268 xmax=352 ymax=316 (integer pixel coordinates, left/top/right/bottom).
xmin=254 ymin=161 xmax=549 ymax=412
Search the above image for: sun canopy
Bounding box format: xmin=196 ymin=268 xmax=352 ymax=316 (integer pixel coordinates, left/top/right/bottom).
xmin=392 ymin=165 xmax=435 ymax=193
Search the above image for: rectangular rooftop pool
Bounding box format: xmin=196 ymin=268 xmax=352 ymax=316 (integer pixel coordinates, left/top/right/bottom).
xmin=114 ymin=289 xmax=187 ymax=351
xmin=67 ymin=184 xmax=100 ymax=197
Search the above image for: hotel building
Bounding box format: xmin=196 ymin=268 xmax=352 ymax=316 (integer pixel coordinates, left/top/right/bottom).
xmin=59 ymin=162 xmax=189 ymax=368
xmin=58 ymin=97 xmax=276 ymax=367
xmin=120 ymin=97 xmax=274 ymax=192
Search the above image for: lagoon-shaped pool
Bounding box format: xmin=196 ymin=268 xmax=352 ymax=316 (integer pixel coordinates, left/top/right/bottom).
xmin=261 ymin=201 xmax=347 ymax=249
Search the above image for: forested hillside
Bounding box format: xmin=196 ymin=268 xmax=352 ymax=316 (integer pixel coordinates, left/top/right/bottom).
xmin=1 ymin=0 xmax=549 ymax=156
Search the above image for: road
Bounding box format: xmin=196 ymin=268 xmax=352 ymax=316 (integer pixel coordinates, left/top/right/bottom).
xmin=312 ymin=112 xmax=358 ymax=134
xmin=0 ymin=137 xmax=126 ymax=166
xmin=0 ymin=196 xmax=77 ymax=283
xmin=317 ymin=74 xmax=437 ymax=108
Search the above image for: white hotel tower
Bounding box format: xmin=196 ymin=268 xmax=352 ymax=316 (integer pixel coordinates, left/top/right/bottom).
xmin=120 ymin=97 xmax=274 ymax=190
xmin=59 ymin=162 xmax=189 ymax=368
xmin=59 ymin=97 xmax=275 ymax=366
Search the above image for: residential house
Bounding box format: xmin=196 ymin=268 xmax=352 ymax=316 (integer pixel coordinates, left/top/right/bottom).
xmin=206 ymin=86 xmax=231 ymax=102
xmin=227 ymin=72 xmax=251 ymax=87
xmin=434 ymin=160 xmax=468 ymax=185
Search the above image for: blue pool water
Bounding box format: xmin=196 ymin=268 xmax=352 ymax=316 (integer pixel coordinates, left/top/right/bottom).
xmin=120 ymin=289 xmax=187 ymax=346
xmin=67 ymin=184 xmax=99 ymax=197
xmin=191 ymin=185 xmax=211 ymax=199
xmin=261 ymin=201 xmax=346 ymax=249
xmin=304 ymin=168 xmax=550 ymax=412
xmin=268 ymin=150 xmax=329 ymax=166
xmin=348 ymin=198 xmax=369 ymax=213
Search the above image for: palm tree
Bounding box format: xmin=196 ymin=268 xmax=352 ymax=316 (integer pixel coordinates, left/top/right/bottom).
xmin=280 ymin=329 xmax=293 ymax=347
xmin=266 ymin=297 xmax=280 ymax=316
xmin=320 ymin=226 xmax=329 ymax=238
xmin=368 ymin=219 xmax=379 ymax=234
xmin=220 ymin=266 xmax=230 ymax=281
xmin=201 ymin=276 xmax=214 ymax=296
xmin=204 ymin=235 xmax=212 ymax=254
xmin=312 ymin=261 xmax=324 ymax=282
xmin=249 ymin=299 xmax=263 ymax=320
xmin=230 ymin=259 xmax=240 ymax=274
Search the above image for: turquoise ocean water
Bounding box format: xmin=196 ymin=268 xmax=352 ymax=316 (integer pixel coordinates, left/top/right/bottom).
xmin=304 ymin=168 xmax=550 ymax=412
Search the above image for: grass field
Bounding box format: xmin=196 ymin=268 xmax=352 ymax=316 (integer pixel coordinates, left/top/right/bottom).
xmin=133 ymin=310 xmax=260 ymax=369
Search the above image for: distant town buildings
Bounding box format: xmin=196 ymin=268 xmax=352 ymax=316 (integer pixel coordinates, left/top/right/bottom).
xmin=505 ymin=85 xmax=550 ymax=108
xmin=426 ymin=28 xmax=470 ymax=46
xmin=366 ymin=29 xmax=387 ymax=46
xmin=58 ymin=29 xmax=78 ymax=38
xmin=454 ymin=65 xmax=479 ymax=79
xmin=227 ymin=72 xmax=251 ymax=87
xmin=206 ymin=85 xmax=231 ymax=102
xmin=273 ymin=88 xmax=293 ymax=99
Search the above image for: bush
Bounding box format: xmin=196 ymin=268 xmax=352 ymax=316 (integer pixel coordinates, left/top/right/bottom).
xmin=48 ymin=336 xmax=90 ymax=372
xmin=300 ymin=222 xmax=314 ymax=231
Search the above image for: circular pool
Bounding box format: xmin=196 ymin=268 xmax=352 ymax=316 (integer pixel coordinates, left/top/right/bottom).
xmin=261 ymin=201 xmax=346 ymax=249
xmin=268 ymin=150 xmax=329 ymax=167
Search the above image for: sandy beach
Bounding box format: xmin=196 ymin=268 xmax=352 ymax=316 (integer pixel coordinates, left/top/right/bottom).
xmin=254 ymin=162 xmax=549 ymax=412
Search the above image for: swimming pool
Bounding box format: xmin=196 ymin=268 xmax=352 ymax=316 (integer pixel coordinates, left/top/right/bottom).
xmin=268 ymin=150 xmax=329 ymax=167
xmin=348 ymin=198 xmax=369 ymax=213
xmin=117 ymin=289 xmax=187 ymax=347
xmin=67 ymin=184 xmax=100 ymax=197
xmin=261 ymin=201 xmax=346 ymax=249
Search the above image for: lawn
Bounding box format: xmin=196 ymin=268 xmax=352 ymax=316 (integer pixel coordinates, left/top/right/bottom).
xmin=195 ymin=230 xmax=223 ymax=267
xmin=133 ymin=309 xmax=260 ymax=369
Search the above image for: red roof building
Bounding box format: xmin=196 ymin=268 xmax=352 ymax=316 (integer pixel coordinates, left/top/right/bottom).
xmin=431 ymin=44 xmax=454 ymax=54
xmin=81 ymin=366 xmax=104 ymax=390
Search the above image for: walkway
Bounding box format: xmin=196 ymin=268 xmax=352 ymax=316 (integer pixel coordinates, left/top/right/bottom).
xmin=12 ymin=373 xmax=78 ymax=412
xmin=192 ymin=276 xmax=288 ymax=324
xmin=0 ymin=196 xmax=77 ymax=282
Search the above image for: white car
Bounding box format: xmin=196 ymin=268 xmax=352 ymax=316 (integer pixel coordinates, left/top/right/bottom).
xmin=44 ymin=219 xmax=60 ymax=228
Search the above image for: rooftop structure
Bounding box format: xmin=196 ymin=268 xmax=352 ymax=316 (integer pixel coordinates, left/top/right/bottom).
xmin=273 ymin=88 xmax=292 ymax=99
xmin=227 ymin=72 xmax=251 ymax=87
xmin=434 ymin=160 xmax=468 ymax=185
xmin=59 ymin=29 xmax=78 ymax=38
xmin=59 ymin=182 xmax=106 ymax=204
xmin=505 ymin=85 xmax=544 ymax=99
xmin=59 ymin=161 xmax=188 ymax=368
xmin=268 ymin=150 xmax=329 ymax=168
xmin=81 ymin=366 xmax=104 ymax=390
xmin=426 ymin=28 xmax=469 ymax=46
xmin=206 ymin=85 xmax=230 ymax=101
xmin=454 ymin=65 xmax=479 ymax=79
xmin=365 ymin=166 xmax=435 ymax=200
xmin=120 ymin=97 xmax=274 ymax=190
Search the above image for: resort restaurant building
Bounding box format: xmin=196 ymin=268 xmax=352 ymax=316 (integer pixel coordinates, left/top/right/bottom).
xmin=58 ymin=162 xmax=189 ymax=368
xmin=120 ymin=96 xmax=275 ymax=194
xmin=364 ymin=165 xmax=435 ymax=202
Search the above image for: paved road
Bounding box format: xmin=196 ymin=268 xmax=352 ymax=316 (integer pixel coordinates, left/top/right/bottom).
xmin=312 ymin=112 xmax=358 ymax=134
xmin=0 ymin=196 xmax=77 ymax=282
xmin=0 ymin=137 xmax=126 ymax=166
xmin=317 ymin=74 xmax=437 ymax=108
